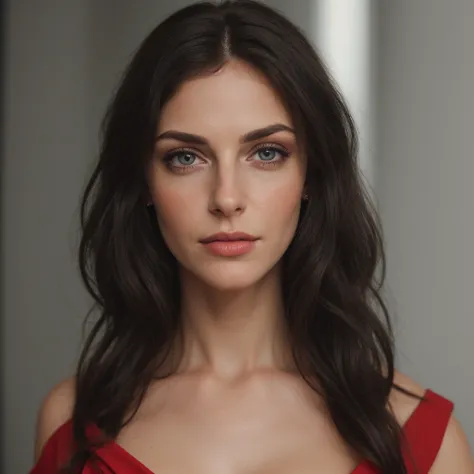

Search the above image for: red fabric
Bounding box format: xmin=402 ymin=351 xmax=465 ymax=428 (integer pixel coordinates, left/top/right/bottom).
xmin=402 ymin=389 xmax=454 ymax=473
xmin=30 ymin=388 xmax=454 ymax=474
xmin=30 ymin=421 xmax=74 ymax=473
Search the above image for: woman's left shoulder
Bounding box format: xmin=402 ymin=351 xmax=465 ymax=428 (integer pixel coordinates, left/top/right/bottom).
xmin=389 ymin=370 xmax=426 ymax=425
xmin=430 ymin=414 xmax=474 ymax=473
xmin=391 ymin=371 xmax=474 ymax=473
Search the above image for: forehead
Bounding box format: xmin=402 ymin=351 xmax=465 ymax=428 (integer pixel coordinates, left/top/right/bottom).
xmin=157 ymin=59 xmax=292 ymax=135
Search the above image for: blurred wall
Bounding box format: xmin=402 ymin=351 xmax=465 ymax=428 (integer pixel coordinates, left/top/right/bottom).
xmin=377 ymin=0 xmax=474 ymax=443
xmin=1 ymin=3 xmax=92 ymax=473
xmin=0 ymin=0 xmax=5 ymax=466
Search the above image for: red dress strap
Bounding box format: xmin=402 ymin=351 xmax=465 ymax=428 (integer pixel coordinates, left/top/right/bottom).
xmin=402 ymin=388 xmax=454 ymax=473
xmin=30 ymin=419 xmax=74 ymax=474
xmin=30 ymin=419 xmax=111 ymax=473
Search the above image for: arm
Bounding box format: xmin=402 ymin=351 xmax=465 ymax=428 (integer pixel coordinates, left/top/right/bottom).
xmin=430 ymin=415 xmax=474 ymax=473
xmin=34 ymin=377 xmax=75 ymax=462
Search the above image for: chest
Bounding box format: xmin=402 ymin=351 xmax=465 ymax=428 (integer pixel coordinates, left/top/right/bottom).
xmin=114 ymin=390 xmax=362 ymax=474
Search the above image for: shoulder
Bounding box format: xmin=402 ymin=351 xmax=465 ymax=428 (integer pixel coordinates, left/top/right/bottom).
xmin=430 ymin=413 xmax=474 ymax=472
xmin=34 ymin=377 xmax=76 ymax=461
xmin=389 ymin=370 xmax=426 ymax=425
xmin=391 ymin=371 xmax=473 ymax=472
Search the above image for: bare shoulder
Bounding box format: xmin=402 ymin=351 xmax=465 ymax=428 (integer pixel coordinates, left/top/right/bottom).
xmin=391 ymin=371 xmax=474 ymax=472
xmin=34 ymin=377 xmax=76 ymax=461
xmin=430 ymin=414 xmax=474 ymax=473
xmin=389 ymin=370 xmax=426 ymax=426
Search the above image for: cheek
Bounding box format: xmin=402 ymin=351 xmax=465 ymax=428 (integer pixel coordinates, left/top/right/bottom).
xmin=259 ymin=181 xmax=303 ymax=228
xmin=250 ymin=155 xmax=306 ymax=226
xmin=151 ymin=184 xmax=199 ymax=244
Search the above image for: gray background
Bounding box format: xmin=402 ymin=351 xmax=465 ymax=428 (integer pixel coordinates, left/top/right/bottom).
xmin=1 ymin=1 xmax=473 ymax=473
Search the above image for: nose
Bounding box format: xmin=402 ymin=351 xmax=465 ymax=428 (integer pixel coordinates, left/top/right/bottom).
xmin=208 ymin=165 xmax=246 ymax=218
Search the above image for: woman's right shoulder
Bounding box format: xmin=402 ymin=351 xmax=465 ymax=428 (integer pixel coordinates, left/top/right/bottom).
xmin=34 ymin=377 xmax=76 ymax=462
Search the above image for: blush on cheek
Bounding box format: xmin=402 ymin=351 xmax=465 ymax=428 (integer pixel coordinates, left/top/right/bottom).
xmin=259 ymin=184 xmax=302 ymax=250
xmin=267 ymin=183 xmax=303 ymax=215
xmin=152 ymin=187 xmax=200 ymax=243
xmin=155 ymin=188 xmax=186 ymax=218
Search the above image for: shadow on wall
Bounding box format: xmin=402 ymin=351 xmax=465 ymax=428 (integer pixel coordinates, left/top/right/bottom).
xmin=0 ymin=0 xmax=6 ymax=467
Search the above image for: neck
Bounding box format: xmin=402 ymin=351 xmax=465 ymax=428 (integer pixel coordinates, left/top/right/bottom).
xmin=173 ymin=266 xmax=294 ymax=380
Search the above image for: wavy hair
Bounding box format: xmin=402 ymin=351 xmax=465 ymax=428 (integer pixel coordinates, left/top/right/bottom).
xmin=65 ymin=1 xmax=418 ymax=472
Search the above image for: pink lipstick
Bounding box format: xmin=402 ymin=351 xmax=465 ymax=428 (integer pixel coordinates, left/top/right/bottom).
xmin=199 ymin=232 xmax=259 ymax=257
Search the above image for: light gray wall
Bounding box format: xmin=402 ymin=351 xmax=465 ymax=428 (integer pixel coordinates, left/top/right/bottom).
xmin=377 ymin=0 xmax=474 ymax=443
xmin=1 ymin=3 xmax=92 ymax=473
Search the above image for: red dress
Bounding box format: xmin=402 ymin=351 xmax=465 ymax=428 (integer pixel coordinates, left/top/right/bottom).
xmin=30 ymin=388 xmax=453 ymax=474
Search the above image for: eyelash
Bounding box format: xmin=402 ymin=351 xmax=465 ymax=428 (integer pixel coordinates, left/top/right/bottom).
xmin=253 ymin=143 xmax=291 ymax=168
xmin=162 ymin=143 xmax=291 ymax=172
xmin=162 ymin=148 xmax=201 ymax=173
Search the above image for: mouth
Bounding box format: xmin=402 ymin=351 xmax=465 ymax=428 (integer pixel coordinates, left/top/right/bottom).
xmin=199 ymin=232 xmax=259 ymax=244
xmin=199 ymin=232 xmax=260 ymax=257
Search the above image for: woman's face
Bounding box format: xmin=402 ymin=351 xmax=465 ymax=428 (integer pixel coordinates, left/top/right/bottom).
xmin=148 ymin=59 xmax=306 ymax=290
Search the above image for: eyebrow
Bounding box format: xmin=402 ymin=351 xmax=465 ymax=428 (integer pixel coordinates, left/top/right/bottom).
xmin=155 ymin=123 xmax=295 ymax=146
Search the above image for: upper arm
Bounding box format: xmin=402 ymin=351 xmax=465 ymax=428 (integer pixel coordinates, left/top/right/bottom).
xmin=34 ymin=377 xmax=75 ymax=462
xmin=430 ymin=415 xmax=474 ymax=473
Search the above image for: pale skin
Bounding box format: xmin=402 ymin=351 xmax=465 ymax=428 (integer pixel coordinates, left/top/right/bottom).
xmin=35 ymin=60 xmax=473 ymax=473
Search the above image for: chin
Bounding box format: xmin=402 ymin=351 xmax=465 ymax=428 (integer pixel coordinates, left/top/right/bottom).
xmin=194 ymin=260 xmax=274 ymax=292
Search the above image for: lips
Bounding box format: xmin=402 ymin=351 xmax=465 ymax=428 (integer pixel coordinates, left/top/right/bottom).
xmin=199 ymin=232 xmax=259 ymax=243
xmin=199 ymin=232 xmax=259 ymax=257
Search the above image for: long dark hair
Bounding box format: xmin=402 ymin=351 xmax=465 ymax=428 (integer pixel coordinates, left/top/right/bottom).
xmin=67 ymin=1 xmax=416 ymax=472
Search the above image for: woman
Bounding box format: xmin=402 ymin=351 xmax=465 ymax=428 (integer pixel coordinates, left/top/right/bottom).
xmin=31 ymin=1 xmax=473 ymax=473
